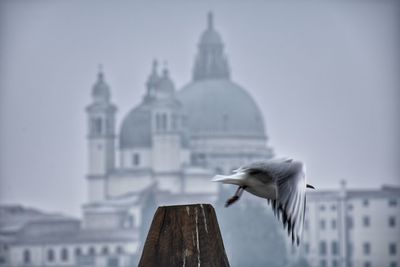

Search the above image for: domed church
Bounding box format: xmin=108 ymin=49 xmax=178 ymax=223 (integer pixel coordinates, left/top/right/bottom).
xmin=83 ymin=11 xmax=273 ymax=240
xmin=0 ymin=13 xmax=275 ymax=267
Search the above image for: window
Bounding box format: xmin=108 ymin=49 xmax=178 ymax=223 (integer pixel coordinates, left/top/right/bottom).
xmin=222 ymin=114 xmax=229 ymax=131
xmin=61 ymin=248 xmax=68 ymax=261
xmin=156 ymin=113 xmax=168 ymax=131
xmin=320 ymin=219 xmax=326 ymax=230
xmin=161 ymin=113 xmax=167 ymax=131
xmin=75 ymin=247 xmax=82 ymax=257
xmin=319 ymin=241 xmax=327 ymax=255
xmin=92 ymin=118 xmax=103 ymax=135
xmin=389 ymin=243 xmax=397 ymax=255
xmin=364 ymin=261 xmax=371 ymax=267
xmin=132 ymin=153 xmax=140 ymax=166
xmin=348 ymin=243 xmax=354 ymax=257
xmin=319 ymin=259 xmax=327 ymax=267
xmin=116 ymin=246 xmax=124 ymax=254
xmin=23 ymin=249 xmax=31 ymax=264
xmin=390 ymin=261 xmax=397 ymax=267
xmin=347 ymin=216 xmax=354 ymax=229
xmin=389 ymin=199 xmax=397 ymax=207
xmin=123 ymin=215 xmax=134 ymax=228
xmin=331 ymin=219 xmax=337 ymax=229
xmin=155 ymin=114 xmax=161 ymax=130
xmin=331 ymin=241 xmax=339 ymax=255
xmin=319 ymin=204 xmax=326 ymax=211
xmin=47 ymin=249 xmax=55 ymax=262
xmin=363 ymin=242 xmax=371 ymax=255
xmin=389 ymin=216 xmax=396 ymax=227
xmin=348 ymin=204 xmax=353 ymax=211
xmin=332 ymin=259 xmax=338 ymax=267
xmin=331 ymin=204 xmax=336 ymax=211
xmin=363 ymin=199 xmax=369 ymax=207
xmin=102 ymin=246 xmax=109 ymax=255
xmin=363 ymin=216 xmax=370 ymax=227
xmin=88 ymin=247 xmax=95 ymax=256
xmin=172 ymin=114 xmax=178 ymax=130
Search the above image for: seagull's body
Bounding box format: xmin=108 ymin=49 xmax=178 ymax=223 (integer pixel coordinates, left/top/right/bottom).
xmin=212 ymin=158 xmax=314 ymax=245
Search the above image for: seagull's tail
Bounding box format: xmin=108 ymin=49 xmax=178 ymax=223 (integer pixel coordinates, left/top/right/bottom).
xmin=212 ymin=172 xmax=245 ymax=186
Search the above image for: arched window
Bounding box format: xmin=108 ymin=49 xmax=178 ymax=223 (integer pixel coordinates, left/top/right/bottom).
xmin=155 ymin=113 xmax=161 ymax=131
xmin=61 ymin=248 xmax=68 ymax=261
xmin=319 ymin=241 xmax=327 ymax=255
xmin=92 ymin=118 xmax=103 ymax=135
xmin=102 ymin=246 xmax=109 ymax=255
xmin=23 ymin=249 xmax=31 ymax=264
xmin=132 ymin=153 xmax=140 ymax=166
xmin=88 ymin=247 xmax=96 ymax=256
xmin=116 ymin=246 xmax=124 ymax=254
xmin=75 ymin=247 xmax=82 ymax=257
xmin=161 ymin=113 xmax=167 ymax=131
xmin=47 ymin=249 xmax=55 ymax=262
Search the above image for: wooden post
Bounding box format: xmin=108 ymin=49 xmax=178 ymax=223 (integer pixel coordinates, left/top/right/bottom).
xmin=138 ymin=204 xmax=230 ymax=267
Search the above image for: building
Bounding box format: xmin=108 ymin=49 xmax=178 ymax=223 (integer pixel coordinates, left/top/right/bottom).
xmin=0 ymin=12 xmax=273 ymax=267
xmin=302 ymin=183 xmax=400 ymax=267
xmin=0 ymin=205 xmax=136 ymax=267
xmin=2 ymin=11 xmax=398 ymax=267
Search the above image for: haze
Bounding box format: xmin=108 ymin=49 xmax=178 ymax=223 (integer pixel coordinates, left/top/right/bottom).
xmin=0 ymin=0 xmax=399 ymax=216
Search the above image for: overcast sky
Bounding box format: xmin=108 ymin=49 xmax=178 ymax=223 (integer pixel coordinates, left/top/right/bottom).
xmin=0 ymin=0 xmax=399 ymax=217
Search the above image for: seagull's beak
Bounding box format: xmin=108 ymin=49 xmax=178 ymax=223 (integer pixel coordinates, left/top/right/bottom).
xmin=306 ymin=184 xmax=315 ymax=189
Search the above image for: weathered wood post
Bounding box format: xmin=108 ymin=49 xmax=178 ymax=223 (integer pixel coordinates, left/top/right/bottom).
xmin=138 ymin=204 xmax=230 ymax=267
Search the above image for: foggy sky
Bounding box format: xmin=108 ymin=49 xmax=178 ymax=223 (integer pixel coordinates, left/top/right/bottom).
xmin=0 ymin=0 xmax=399 ymax=217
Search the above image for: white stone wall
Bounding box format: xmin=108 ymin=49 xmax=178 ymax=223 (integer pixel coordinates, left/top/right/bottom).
xmin=155 ymin=173 xmax=182 ymax=193
xmin=183 ymin=167 xmax=218 ymax=194
xmin=190 ymin=136 xmax=272 ymax=174
xmin=88 ymin=138 xmax=115 ymax=175
xmin=108 ymin=174 xmax=153 ymax=197
xmin=83 ymin=211 xmax=124 ymax=229
xmin=87 ymin=177 xmax=106 ymax=202
xmin=119 ymin=148 xmax=152 ymax=169
xmin=152 ymin=134 xmax=182 ymax=173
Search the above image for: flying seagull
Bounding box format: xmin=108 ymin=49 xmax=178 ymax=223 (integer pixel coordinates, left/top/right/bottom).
xmin=212 ymin=158 xmax=315 ymax=245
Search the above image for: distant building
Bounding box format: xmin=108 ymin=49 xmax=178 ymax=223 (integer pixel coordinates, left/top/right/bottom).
xmin=0 ymin=12 xmax=273 ymax=267
xmin=0 ymin=205 xmax=136 ymax=267
xmin=301 ymin=183 xmax=400 ymax=267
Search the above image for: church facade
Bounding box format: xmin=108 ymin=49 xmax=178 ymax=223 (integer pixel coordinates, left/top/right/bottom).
xmin=0 ymin=13 xmax=273 ymax=267
xmin=82 ymin=11 xmax=273 ymax=238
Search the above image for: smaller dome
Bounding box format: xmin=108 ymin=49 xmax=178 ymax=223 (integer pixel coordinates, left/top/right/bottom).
xmin=157 ymin=68 xmax=175 ymax=94
xmin=120 ymin=104 xmax=152 ymax=148
xmin=200 ymin=30 xmax=222 ymax=45
xmin=92 ymin=69 xmax=110 ymax=102
xmin=199 ymin=12 xmax=223 ymax=45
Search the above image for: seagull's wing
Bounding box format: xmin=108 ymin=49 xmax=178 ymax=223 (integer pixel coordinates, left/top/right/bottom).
xmin=269 ymin=163 xmax=307 ymax=246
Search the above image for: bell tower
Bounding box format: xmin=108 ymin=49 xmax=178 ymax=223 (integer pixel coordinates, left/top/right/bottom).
xmin=86 ymin=66 xmax=117 ymax=201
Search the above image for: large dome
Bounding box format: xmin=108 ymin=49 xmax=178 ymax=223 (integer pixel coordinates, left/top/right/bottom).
xmin=119 ymin=103 xmax=152 ymax=149
xmin=177 ymin=80 xmax=266 ymax=138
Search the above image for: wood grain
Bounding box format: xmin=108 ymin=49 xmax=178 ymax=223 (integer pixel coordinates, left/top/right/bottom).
xmin=138 ymin=204 xmax=230 ymax=267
